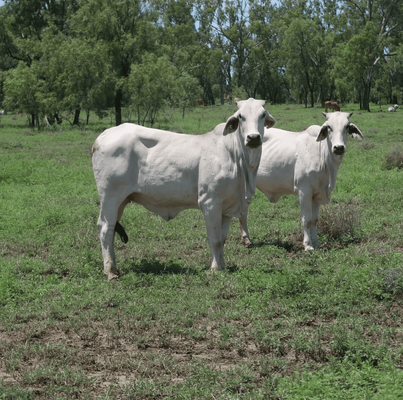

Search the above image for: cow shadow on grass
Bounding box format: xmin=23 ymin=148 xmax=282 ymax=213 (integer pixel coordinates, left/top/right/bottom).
xmin=123 ymin=257 xmax=244 ymax=275
xmin=124 ymin=257 xmax=200 ymax=276
xmin=250 ymin=237 xmax=304 ymax=253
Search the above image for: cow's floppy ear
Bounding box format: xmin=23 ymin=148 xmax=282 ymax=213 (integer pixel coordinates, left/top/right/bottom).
xmin=265 ymin=111 xmax=276 ymax=128
xmin=316 ymin=124 xmax=329 ymax=142
xmin=223 ymin=116 xmax=239 ymax=135
xmin=349 ymin=123 xmax=363 ymax=140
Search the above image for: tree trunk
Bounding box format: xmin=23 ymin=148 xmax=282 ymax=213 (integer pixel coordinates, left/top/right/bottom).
xmin=73 ymin=109 xmax=80 ymax=125
xmin=86 ymin=109 xmax=90 ymax=125
xmin=115 ymin=89 xmax=123 ymax=126
xmin=362 ymin=82 xmax=371 ymax=112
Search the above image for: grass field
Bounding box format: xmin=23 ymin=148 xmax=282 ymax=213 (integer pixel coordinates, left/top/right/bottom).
xmin=1 ymin=103 xmax=403 ymax=399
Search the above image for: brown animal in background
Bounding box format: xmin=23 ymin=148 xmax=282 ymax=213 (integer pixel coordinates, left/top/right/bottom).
xmin=196 ymin=98 xmax=205 ymax=107
xmin=324 ymin=101 xmax=341 ymax=112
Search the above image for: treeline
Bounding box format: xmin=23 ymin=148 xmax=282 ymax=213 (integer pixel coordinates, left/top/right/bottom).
xmin=0 ymin=0 xmax=402 ymax=127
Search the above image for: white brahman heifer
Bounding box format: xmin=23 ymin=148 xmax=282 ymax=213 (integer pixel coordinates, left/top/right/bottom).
xmin=92 ymin=98 xmax=276 ymax=279
xmin=238 ymin=112 xmax=363 ymax=250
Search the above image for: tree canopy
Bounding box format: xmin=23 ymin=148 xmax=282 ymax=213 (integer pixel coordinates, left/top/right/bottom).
xmin=0 ymin=0 xmax=402 ymax=126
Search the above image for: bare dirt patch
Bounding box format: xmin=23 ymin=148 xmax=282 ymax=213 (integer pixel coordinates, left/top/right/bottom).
xmin=2 ymin=301 xmax=403 ymax=398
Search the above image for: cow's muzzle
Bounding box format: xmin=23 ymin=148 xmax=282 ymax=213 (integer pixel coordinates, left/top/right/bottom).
xmin=246 ymin=134 xmax=262 ymax=149
xmin=333 ymin=145 xmax=346 ymax=155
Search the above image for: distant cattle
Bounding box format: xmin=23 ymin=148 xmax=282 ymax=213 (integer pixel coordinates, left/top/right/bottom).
xmin=387 ymin=104 xmax=399 ymax=112
xmin=237 ymin=112 xmax=363 ymax=250
xmin=196 ymin=98 xmax=205 ymax=107
xmin=324 ymin=101 xmax=341 ymax=112
xmin=0 ymin=108 xmax=7 ymax=115
xmin=92 ymin=98 xmax=276 ymax=279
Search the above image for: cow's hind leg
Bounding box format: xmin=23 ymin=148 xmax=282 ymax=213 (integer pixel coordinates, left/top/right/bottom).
xmin=239 ymin=210 xmax=253 ymax=247
xmin=310 ymin=202 xmax=321 ymax=249
xmin=97 ymin=198 xmax=124 ymax=280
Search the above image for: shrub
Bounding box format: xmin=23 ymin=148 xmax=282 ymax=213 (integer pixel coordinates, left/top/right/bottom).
xmin=318 ymin=202 xmax=362 ymax=245
xmin=384 ymin=148 xmax=403 ymax=170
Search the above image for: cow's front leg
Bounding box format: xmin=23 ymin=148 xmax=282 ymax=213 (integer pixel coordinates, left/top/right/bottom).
xmin=202 ymin=204 xmax=225 ymax=271
xmin=97 ymin=204 xmax=120 ymax=280
xmin=310 ymin=202 xmax=321 ymax=249
xmin=298 ymin=190 xmax=314 ymax=251
xmin=239 ymin=210 xmax=253 ymax=247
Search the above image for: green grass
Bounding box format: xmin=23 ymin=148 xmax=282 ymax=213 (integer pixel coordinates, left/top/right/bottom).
xmin=1 ymin=103 xmax=403 ymax=399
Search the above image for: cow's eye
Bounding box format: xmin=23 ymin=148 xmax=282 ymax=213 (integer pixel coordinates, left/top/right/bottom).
xmin=238 ymin=114 xmax=243 ymax=120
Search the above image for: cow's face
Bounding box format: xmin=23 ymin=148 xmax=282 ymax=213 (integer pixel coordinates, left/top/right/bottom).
xmin=223 ymin=98 xmax=276 ymax=149
xmin=317 ymin=112 xmax=363 ymax=157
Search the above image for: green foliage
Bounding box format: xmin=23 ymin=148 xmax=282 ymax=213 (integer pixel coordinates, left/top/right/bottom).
xmin=4 ymin=63 xmax=41 ymax=117
xmin=2 ymin=0 xmax=403 ymax=124
xmin=129 ymin=53 xmax=181 ymax=126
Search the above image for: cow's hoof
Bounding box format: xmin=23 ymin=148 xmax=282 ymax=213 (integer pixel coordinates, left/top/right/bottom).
xmin=209 ymin=266 xmax=224 ymax=274
xmin=304 ymin=245 xmax=314 ymax=251
xmin=241 ymin=237 xmax=253 ymax=248
xmin=105 ymin=268 xmax=121 ymax=280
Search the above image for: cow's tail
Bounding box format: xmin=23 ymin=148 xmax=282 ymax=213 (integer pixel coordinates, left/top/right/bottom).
xmin=115 ymin=221 xmax=128 ymax=243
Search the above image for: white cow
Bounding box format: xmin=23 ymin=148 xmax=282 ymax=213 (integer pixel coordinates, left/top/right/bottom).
xmin=238 ymin=112 xmax=363 ymax=251
xmin=92 ymin=98 xmax=276 ymax=279
xmin=387 ymin=105 xmax=398 ymax=112
xmin=0 ymin=108 xmax=7 ymax=115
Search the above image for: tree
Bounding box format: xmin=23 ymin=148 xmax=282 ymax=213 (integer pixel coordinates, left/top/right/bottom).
xmin=54 ymin=37 xmax=113 ymax=125
xmin=276 ymin=2 xmax=328 ymax=107
xmin=128 ymin=53 xmax=178 ymax=126
xmin=173 ymin=72 xmax=203 ymax=119
xmin=4 ymin=62 xmax=43 ymax=127
xmin=1 ymin=0 xmax=80 ymax=124
xmin=332 ymin=0 xmax=403 ymax=111
xmin=70 ymin=0 xmax=158 ymax=126
xmin=214 ymin=0 xmax=262 ymax=91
